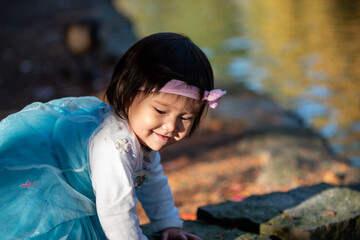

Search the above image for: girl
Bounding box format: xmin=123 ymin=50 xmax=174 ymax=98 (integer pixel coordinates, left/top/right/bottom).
xmin=0 ymin=32 xmax=226 ymax=239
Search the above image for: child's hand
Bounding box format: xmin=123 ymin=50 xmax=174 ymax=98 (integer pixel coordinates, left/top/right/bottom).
xmin=160 ymin=227 xmax=202 ymax=240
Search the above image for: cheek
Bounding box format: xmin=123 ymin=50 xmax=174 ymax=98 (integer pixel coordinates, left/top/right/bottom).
xmin=141 ymin=114 xmax=159 ymax=129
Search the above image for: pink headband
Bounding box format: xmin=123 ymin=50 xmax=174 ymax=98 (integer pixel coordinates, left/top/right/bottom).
xmin=140 ymin=79 xmax=226 ymax=109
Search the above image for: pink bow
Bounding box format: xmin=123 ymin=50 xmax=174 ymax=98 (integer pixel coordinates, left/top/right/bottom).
xmin=203 ymin=89 xmax=227 ymax=109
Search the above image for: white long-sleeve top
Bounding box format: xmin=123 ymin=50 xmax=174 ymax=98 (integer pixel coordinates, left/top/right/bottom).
xmin=89 ymin=111 xmax=183 ymax=239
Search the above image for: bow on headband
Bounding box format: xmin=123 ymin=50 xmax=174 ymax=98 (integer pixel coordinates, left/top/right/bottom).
xmin=202 ymin=89 xmax=227 ymax=109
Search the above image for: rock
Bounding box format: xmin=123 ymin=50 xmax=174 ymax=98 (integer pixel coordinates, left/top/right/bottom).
xmin=260 ymin=187 xmax=360 ymax=240
xmin=210 ymin=91 xmax=305 ymax=130
xmin=197 ymin=183 xmax=334 ymax=231
xmin=198 ymin=183 xmax=360 ymax=239
xmin=141 ymin=220 xmax=263 ymax=240
xmin=236 ymin=127 xmax=360 ymax=187
xmin=235 ymin=233 xmax=272 ymax=240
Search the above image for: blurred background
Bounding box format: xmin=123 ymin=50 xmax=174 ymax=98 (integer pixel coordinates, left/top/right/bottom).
xmin=114 ymin=0 xmax=360 ymax=163
xmin=1 ymin=0 xmax=359 ymax=223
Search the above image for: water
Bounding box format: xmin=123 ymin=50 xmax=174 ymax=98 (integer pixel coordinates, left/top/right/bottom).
xmin=114 ymin=0 xmax=360 ymax=161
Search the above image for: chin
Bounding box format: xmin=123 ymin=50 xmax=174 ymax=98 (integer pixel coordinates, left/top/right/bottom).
xmin=148 ymin=143 xmax=169 ymax=151
xmin=144 ymin=139 xmax=178 ymax=151
xmin=144 ymin=144 xmax=163 ymax=151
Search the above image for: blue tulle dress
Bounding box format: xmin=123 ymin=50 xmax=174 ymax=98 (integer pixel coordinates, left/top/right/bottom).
xmin=0 ymin=97 xmax=109 ymax=239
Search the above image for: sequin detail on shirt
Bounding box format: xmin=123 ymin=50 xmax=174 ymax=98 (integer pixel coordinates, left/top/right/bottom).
xmin=133 ymin=169 xmax=148 ymax=188
xmin=133 ymin=150 xmax=153 ymax=188
xmin=115 ymin=139 xmax=132 ymax=154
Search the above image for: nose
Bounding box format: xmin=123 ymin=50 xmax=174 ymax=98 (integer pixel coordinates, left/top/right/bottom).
xmin=162 ymin=117 xmax=179 ymax=133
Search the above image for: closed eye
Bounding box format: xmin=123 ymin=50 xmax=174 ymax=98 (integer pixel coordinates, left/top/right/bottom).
xmin=181 ymin=116 xmax=195 ymax=121
xmin=155 ymin=108 xmax=166 ymax=114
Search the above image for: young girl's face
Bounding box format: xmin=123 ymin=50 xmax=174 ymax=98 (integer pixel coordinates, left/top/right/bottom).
xmin=128 ymin=92 xmax=200 ymax=151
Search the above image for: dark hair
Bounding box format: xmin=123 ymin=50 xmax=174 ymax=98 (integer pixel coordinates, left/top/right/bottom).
xmin=106 ymin=32 xmax=214 ymax=135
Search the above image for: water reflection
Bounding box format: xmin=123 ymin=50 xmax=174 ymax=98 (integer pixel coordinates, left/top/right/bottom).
xmin=114 ymin=0 xmax=360 ymax=161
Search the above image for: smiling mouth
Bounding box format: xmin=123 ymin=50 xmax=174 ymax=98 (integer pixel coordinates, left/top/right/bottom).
xmin=154 ymin=132 xmax=171 ymax=141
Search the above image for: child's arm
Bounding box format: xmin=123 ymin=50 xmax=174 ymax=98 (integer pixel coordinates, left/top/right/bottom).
xmin=90 ymin=132 xmax=148 ymax=239
xmin=136 ymin=152 xmax=201 ymax=240
xmin=136 ymin=152 xmax=183 ymax=233
xmin=136 ymin=153 xmax=202 ymax=240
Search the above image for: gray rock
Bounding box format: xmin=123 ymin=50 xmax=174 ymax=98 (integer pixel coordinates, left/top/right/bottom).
xmin=198 ymin=184 xmax=360 ymax=239
xmin=197 ymin=183 xmax=334 ymax=231
xmin=260 ymin=187 xmax=360 ymax=240
xmin=210 ymin=94 xmax=304 ymax=129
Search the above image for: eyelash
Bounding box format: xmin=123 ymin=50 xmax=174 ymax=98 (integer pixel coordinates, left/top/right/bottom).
xmin=181 ymin=116 xmax=194 ymax=121
xmin=155 ymin=108 xmax=165 ymax=114
xmin=155 ymin=108 xmax=194 ymax=121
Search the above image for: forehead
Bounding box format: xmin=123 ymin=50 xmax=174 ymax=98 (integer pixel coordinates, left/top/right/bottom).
xmin=143 ymin=92 xmax=203 ymax=114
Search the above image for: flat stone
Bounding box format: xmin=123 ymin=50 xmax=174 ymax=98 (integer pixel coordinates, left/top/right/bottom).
xmin=235 ymin=233 xmax=272 ymax=240
xmin=141 ymin=220 xmax=262 ymax=240
xmin=197 ymin=183 xmax=333 ymax=232
xmin=260 ymin=187 xmax=360 ymax=240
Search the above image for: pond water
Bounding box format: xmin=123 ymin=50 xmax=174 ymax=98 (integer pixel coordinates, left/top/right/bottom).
xmin=114 ymin=0 xmax=360 ymax=163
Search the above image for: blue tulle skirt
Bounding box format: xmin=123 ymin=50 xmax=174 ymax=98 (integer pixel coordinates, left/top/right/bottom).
xmin=0 ymin=97 xmax=109 ymax=239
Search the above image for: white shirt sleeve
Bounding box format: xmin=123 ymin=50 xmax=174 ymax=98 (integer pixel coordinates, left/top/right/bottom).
xmin=89 ymin=128 xmax=147 ymax=239
xmin=136 ymin=152 xmax=183 ymax=233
